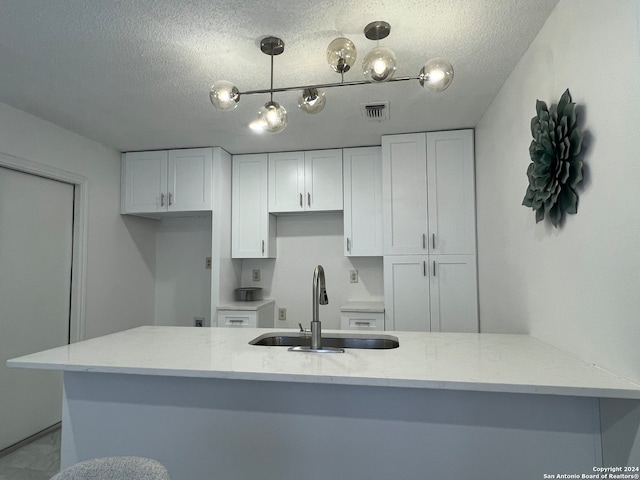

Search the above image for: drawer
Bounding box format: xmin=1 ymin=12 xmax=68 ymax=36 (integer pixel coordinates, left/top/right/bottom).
xmin=340 ymin=311 xmax=384 ymax=331
xmin=217 ymin=311 xmax=257 ymax=328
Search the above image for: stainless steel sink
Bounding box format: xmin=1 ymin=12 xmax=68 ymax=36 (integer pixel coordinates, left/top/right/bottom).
xmin=249 ymin=332 xmax=399 ymax=350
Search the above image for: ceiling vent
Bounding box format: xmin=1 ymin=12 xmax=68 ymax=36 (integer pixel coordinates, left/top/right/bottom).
xmin=361 ymin=102 xmax=390 ymax=122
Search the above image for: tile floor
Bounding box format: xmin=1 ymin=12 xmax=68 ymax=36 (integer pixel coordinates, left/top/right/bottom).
xmin=0 ymin=427 xmax=60 ymax=480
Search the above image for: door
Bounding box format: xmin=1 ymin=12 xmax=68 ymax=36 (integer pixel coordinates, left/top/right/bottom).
xmin=382 ymin=133 xmax=428 ymax=255
xmin=343 ymin=147 xmax=383 ymax=256
xmin=0 ymin=167 xmax=73 ymax=451
xmin=268 ymin=151 xmax=305 ymax=212
xmin=121 ymin=150 xmax=168 ymax=213
xmin=304 ymin=149 xmax=343 ymax=211
xmin=426 ymin=130 xmax=476 ymax=254
xmin=429 ymin=255 xmax=479 ymax=333
xmin=383 ymin=255 xmax=430 ymax=331
xmin=168 ymin=148 xmax=212 ymax=212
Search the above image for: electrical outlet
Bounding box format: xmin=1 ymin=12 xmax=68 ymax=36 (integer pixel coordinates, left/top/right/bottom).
xmin=205 ymin=257 xmax=212 ymax=269
xmin=278 ymin=308 xmax=286 ymax=321
xmin=194 ymin=317 xmax=204 ymax=327
xmin=252 ymin=269 xmax=261 ymax=282
xmin=350 ymin=270 xmax=358 ymax=283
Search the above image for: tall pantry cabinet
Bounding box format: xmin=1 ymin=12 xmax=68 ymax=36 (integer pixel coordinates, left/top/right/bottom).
xmin=382 ymin=130 xmax=478 ymax=332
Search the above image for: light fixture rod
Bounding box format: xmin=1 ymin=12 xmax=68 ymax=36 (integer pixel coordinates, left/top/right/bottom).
xmin=239 ymin=75 xmax=420 ymax=97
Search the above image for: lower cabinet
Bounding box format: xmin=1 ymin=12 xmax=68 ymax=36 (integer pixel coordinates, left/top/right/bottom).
xmin=340 ymin=302 xmax=385 ymax=331
xmin=383 ymin=255 xmax=478 ymax=332
xmin=216 ymin=301 xmax=275 ymax=328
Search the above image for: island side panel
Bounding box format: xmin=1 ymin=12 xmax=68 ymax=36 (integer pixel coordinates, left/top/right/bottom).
xmin=61 ymin=372 xmax=601 ymax=480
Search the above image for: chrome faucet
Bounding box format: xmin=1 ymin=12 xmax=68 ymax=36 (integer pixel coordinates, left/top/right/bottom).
xmin=311 ymin=265 xmax=328 ymax=350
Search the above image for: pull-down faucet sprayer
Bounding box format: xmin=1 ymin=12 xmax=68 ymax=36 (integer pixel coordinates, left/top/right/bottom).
xmin=311 ymin=265 xmax=328 ymax=350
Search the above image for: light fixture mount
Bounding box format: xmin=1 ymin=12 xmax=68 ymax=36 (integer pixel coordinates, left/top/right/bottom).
xmin=364 ymin=21 xmax=391 ymax=41
xmin=260 ymin=36 xmax=285 ymax=56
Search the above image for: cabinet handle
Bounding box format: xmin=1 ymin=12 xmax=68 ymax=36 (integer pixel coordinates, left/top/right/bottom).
xmin=422 ymin=234 xmax=426 ymax=250
xmin=347 ymin=238 xmax=351 ymax=252
xmin=423 ymin=260 xmax=427 ymax=277
xmin=168 ymin=192 xmax=173 ymax=206
xmin=307 ymin=192 xmax=311 ymax=207
xmin=432 ymin=233 xmax=436 ymax=250
xmin=299 ymin=193 xmax=303 ymax=207
xmin=262 ymin=240 xmax=265 ymax=255
xmin=160 ymin=193 xmax=165 ymax=206
xmin=229 ymin=319 xmax=244 ymax=324
xmin=354 ymin=321 xmax=371 ymax=326
xmin=433 ymin=260 xmax=436 ymax=277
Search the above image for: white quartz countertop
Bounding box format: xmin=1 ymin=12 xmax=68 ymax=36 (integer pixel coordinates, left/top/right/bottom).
xmin=339 ymin=301 xmax=385 ymax=313
xmin=8 ymin=326 xmax=640 ymax=399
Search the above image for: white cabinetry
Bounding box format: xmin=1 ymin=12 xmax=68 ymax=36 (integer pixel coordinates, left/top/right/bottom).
xmin=343 ymin=147 xmax=383 ymax=256
xmin=268 ymin=149 xmax=343 ymax=213
xmin=121 ymin=148 xmax=212 ymax=215
xmin=383 ymin=255 xmax=478 ymax=332
xmin=216 ymin=300 xmax=275 ymax=328
xmin=340 ymin=302 xmax=385 ymax=331
xmin=232 ymin=154 xmax=276 ymax=258
xmin=382 ymin=130 xmax=478 ymax=332
xmin=381 ymin=130 xmax=475 ymax=255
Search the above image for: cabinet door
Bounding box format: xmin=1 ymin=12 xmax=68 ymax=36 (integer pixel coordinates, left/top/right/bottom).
xmin=232 ymin=154 xmax=276 ymax=258
xmin=304 ymin=149 xmax=343 ymax=211
xmin=429 ymin=255 xmax=478 ymax=333
xmin=343 ymin=147 xmax=383 ymax=256
xmin=427 ymin=130 xmax=476 ymax=254
xmin=168 ymin=148 xmax=212 ymax=212
xmin=268 ymin=152 xmax=305 ymax=212
xmin=383 ymin=255 xmax=430 ymax=331
xmin=121 ymin=151 xmax=168 ymax=214
xmin=382 ymin=134 xmax=428 ymax=255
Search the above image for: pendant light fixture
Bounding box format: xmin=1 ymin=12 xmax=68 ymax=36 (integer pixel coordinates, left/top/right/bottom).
xmin=209 ymin=21 xmax=454 ymax=134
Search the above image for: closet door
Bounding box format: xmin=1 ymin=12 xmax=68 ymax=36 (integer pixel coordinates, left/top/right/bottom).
xmin=0 ymin=167 xmax=73 ymax=450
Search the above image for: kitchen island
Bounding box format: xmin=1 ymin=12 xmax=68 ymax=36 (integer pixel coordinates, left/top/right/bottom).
xmin=9 ymin=326 xmax=640 ymax=479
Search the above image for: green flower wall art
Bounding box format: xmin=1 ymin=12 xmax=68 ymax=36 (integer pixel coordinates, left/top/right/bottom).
xmin=522 ymin=89 xmax=584 ymax=227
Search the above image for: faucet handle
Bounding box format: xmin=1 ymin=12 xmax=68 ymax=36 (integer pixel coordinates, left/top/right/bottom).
xmin=298 ymin=323 xmax=311 ymax=338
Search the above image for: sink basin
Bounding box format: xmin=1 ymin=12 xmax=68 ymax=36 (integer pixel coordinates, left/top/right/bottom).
xmin=249 ymin=332 xmax=399 ymax=350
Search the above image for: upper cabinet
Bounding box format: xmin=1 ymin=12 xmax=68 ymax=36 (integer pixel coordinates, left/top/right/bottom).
xmin=343 ymin=146 xmax=383 ymax=256
xmin=121 ymin=148 xmax=213 ymax=215
xmin=268 ymin=149 xmax=343 ymax=213
xmin=232 ymin=154 xmax=276 ymax=258
xmin=381 ymin=134 xmax=427 ymax=255
xmin=426 ymin=130 xmax=476 ymax=255
xmin=382 ymin=130 xmax=476 ymax=255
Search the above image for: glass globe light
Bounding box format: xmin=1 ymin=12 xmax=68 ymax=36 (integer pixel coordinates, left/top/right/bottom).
xmin=298 ymin=88 xmax=326 ymax=114
xmin=362 ymin=46 xmax=396 ymax=82
xmin=210 ymin=80 xmax=240 ymax=111
xmin=326 ymin=37 xmax=357 ymax=74
xmin=256 ymin=101 xmax=287 ymax=134
xmin=419 ymin=58 xmax=454 ymax=92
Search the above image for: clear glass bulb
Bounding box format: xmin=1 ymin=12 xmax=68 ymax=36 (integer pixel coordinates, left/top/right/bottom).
xmin=326 ymin=37 xmax=357 ymax=74
xmin=298 ymin=88 xmax=326 ymax=114
xmin=256 ymin=101 xmax=287 ymax=134
xmin=419 ymin=58 xmax=454 ymax=92
xmin=362 ymin=46 xmax=396 ymax=82
xmin=210 ymin=80 xmax=240 ymax=110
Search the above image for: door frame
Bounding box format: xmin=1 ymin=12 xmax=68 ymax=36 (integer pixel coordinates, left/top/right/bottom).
xmin=0 ymin=151 xmax=88 ymax=343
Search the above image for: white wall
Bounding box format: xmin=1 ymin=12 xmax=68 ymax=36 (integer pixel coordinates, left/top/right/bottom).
xmin=0 ymin=101 xmax=157 ymax=339
xmin=240 ymin=213 xmax=384 ymax=330
xmin=475 ymin=0 xmax=640 ymax=384
xmin=154 ymin=216 xmax=212 ymax=327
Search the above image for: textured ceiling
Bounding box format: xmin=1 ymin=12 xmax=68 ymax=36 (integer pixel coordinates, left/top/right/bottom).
xmin=0 ymin=0 xmax=559 ymax=154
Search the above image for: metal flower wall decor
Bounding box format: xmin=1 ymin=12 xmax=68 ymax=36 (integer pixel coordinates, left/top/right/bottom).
xmin=522 ymin=88 xmax=584 ymax=227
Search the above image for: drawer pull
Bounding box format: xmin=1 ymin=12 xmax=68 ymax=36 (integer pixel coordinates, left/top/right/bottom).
xmin=354 ymin=321 xmax=371 ymax=326
xmin=229 ymin=319 xmax=245 ymax=324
